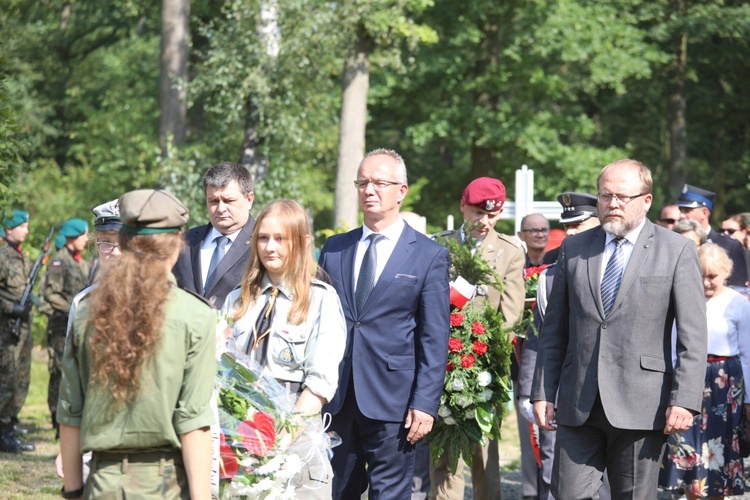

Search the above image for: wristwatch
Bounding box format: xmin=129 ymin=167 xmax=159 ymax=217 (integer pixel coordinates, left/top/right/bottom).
xmin=60 ymin=485 xmax=85 ymax=498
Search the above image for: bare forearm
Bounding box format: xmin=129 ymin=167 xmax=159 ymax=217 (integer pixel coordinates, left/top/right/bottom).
xmin=293 ymin=388 xmax=326 ymax=416
xmin=180 ymin=427 xmax=212 ymax=500
xmin=59 ymin=424 xmax=83 ymax=494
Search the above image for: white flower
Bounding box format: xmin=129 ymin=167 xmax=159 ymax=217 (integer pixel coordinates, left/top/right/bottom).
xmin=450 ymin=378 xmax=465 ymax=391
xmin=464 ymin=408 xmax=475 ymax=420
xmin=456 ymin=395 xmax=471 ymax=407
xmin=701 ymin=438 xmax=725 ymax=470
xmin=477 ymin=389 xmax=493 ymax=402
xmin=256 ymin=454 xmax=285 ymax=475
xmin=438 ymin=405 xmax=453 ymax=418
xmin=477 ymin=371 xmax=492 ymax=387
xmin=444 ymin=416 xmax=457 ymax=425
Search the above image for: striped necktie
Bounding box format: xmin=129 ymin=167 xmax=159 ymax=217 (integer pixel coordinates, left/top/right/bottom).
xmin=601 ymin=238 xmax=625 ymax=315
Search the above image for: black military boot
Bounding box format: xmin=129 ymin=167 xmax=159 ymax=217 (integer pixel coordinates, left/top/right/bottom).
xmin=0 ymin=423 xmax=22 ymax=453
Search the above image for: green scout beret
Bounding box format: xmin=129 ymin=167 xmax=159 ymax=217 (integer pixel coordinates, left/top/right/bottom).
xmin=55 ymin=234 xmax=66 ymax=250
xmin=60 ymin=218 xmax=89 ymax=238
xmin=3 ymin=210 xmax=29 ymax=229
xmin=92 ymin=199 xmax=122 ymax=231
xmin=119 ymin=189 xmax=189 ymax=235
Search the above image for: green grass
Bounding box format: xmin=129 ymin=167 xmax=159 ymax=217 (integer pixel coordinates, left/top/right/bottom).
xmin=0 ymin=348 xmax=61 ymax=499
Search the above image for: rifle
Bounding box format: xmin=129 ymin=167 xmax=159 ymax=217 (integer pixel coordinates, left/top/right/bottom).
xmin=11 ymin=226 xmax=55 ymax=337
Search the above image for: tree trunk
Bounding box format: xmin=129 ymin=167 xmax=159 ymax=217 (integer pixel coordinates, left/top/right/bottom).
xmin=333 ymin=32 xmax=371 ymax=230
xmin=667 ymin=0 xmax=687 ymax=199
xmin=159 ymin=0 xmax=190 ymax=149
xmin=240 ymin=0 xmax=280 ymax=183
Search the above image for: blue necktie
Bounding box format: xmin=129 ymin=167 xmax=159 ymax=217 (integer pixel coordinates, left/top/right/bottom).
xmin=356 ymin=233 xmax=384 ymax=313
xmin=601 ymin=238 xmax=625 ymax=315
xmin=204 ymin=235 xmax=229 ymax=294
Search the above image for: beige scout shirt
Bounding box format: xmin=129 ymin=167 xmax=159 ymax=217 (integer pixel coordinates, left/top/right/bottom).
xmin=222 ymin=276 xmax=347 ymax=403
xmin=57 ymin=277 xmax=216 ymax=453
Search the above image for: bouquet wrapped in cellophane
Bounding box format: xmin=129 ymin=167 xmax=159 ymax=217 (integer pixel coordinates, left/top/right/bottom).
xmin=429 ymin=235 xmax=513 ymax=474
xmin=216 ymin=342 xmax=339 ymax=499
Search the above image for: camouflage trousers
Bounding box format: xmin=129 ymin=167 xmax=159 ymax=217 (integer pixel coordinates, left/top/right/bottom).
xmin=0 ymin=315 xmax=32 ymax=425
xmin=85 ymin=450 xmax=189 ymax=499
xmin=47 ymin=314 xmax=68 ymax=417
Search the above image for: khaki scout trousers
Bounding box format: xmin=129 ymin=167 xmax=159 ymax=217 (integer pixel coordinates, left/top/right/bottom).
xmin=429 ymin=439 xmax=502 ymax=500
xmin=85 ymin=451 xmax=188 ymax=499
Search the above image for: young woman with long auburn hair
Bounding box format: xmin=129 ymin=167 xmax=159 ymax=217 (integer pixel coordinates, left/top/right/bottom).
xmin=58 ymin=189 xmax=216 ymax=500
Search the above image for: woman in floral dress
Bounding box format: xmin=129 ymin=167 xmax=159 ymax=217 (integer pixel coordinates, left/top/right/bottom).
xmin=660 ymin=244 xmax=750 ymax=499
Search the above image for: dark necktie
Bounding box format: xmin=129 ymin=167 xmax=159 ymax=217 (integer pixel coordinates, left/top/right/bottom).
xmin=204 ymin=235 xmax=229 ymax=294
xmin=247 ymin=287 xmax=279 ymax=364
xmin=601 ymin=237 xmax=625 ymax=315
xmin=356 ymin=233 xmax=384 ymax=314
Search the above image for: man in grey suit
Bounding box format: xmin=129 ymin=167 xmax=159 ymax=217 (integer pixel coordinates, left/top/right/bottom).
xmin=531 ymin=159 xmax=707 ymax=498
xmin=173 ymin=162 xmax=256 ymax=308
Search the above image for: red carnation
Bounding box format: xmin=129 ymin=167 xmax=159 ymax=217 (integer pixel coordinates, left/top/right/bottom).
xmin=238 ymin=411 xmax=276 ymax=457
xmin=447 ymin=361 xmax=456 ymax=371
xmin=472 ymin=340 xmax=488 ymax=356
xmin=460 ymin=354 xmax=475 ymax=368
xmin=450 ymin=313 xmax=465 ymax=327
xmin=448 ymin=337 xmax=463 ymax=353
xmin=471 ymin=321 xmax=486 ymax=335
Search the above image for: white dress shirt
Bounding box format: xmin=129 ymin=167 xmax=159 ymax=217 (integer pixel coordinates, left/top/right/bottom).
xmin=353 ymin=218 xmax=406 ymax=291
xmin=200 ymin=226 xmax=241 ymax=289
xmin=600 ymin=217 xmax=647 ymax=282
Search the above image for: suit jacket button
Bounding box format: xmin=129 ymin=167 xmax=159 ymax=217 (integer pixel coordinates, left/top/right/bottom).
xmin=602 ymin=323 xmax=608 ymax=329
xmin=355 ymin=321 xmax=361 ymax=328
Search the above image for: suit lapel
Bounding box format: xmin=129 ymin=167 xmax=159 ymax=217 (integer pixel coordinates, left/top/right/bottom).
xmin=358 ymin=226 xmax=416 ymax=318
xmin=609 ymin=221 xmax=654 ymax=315
xmin=340 ymin=228 xmax=362 ymax=314
xmin=190 ymin=225 xmax=210 ymax=293
xmin=585 ymin=227 xmax=607 ymax=317
xmin=205 ymin=221 xmax=254 ymax=297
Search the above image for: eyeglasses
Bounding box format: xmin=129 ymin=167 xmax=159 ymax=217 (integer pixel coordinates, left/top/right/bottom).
xmin=520 ymin=228 xmax=550 ymax=235
xmin=596 ymin=192 xmax=648 ymax=206
xmin=96 ymin=241 xmax=119 ymax=254
xmin=722 ymin=228 xmax=738 ymax=235
xmin=353 ymin=179 xmax=402 ymax=190
xmin=659 ymin=218 xmax=677 ymax=225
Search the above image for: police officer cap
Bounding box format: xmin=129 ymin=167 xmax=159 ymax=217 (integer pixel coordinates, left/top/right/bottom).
xmin=677 ymin=184 xmax=715 ymax=211
xmin=462 ymin=177 xmax=506 ymax=212
xmin=92 ymin=199 xmax=122 ymax=232
xmin=3 ymin=210 xmax=28 ymax=229
xmin=119 ymin=189 xmax=188 ymax=234
xmin=60 ymin=218 xmax=88 ymax=238
xmin=557 ymin=192 xmax=598 ymax=224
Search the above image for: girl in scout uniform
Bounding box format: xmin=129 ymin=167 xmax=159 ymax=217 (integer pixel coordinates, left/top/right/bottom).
xmin=58 ymin=189 xmax=216 ymax=500
xmin=222 ymin=199 xmax=346 ymax=499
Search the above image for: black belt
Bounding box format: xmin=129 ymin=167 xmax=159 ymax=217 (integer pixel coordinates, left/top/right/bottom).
xmin=92 ymin=450 xmax=182 ymax=463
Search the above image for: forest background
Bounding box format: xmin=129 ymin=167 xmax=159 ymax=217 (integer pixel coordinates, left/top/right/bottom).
xmin=1 ymin=0 xmax=749 ymax=248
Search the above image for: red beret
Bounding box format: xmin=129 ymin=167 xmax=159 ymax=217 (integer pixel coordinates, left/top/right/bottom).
xmin=462 ymin=177 xmax=506 ymax=212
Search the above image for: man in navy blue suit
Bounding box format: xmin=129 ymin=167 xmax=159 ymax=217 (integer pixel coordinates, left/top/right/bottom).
xmin=319 ymin=149 xmax=451 ymax=499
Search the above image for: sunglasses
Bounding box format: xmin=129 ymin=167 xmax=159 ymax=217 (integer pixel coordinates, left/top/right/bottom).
xmin=721 ymin=228 xmax=738 ymax=235
xmin=659 ymin=218 xmax=677 ymax=225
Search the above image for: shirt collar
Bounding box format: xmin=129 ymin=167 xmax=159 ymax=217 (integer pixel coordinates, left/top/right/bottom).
xmin=260 ymin=273 xmax=292 ymax=299
xmin=207 ymin=226 xmax=241 ymax=245
xmin=361 ymin=217 xmax=405 ymax=242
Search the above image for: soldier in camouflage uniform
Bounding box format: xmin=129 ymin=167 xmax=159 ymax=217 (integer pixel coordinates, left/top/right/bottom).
xmin=0 ymin=210 xmax=35 ymax=453
xmin=41 ymin=218 xmax=89 ymax=437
